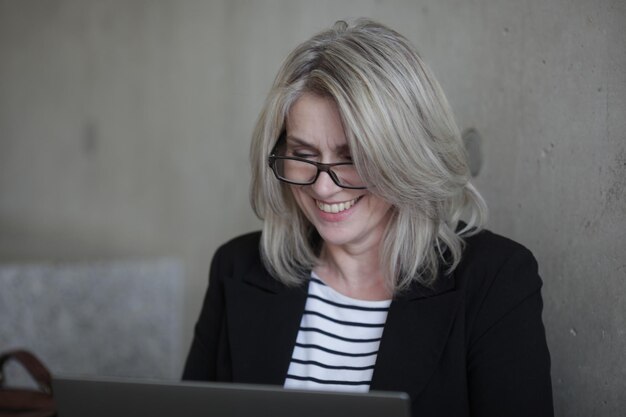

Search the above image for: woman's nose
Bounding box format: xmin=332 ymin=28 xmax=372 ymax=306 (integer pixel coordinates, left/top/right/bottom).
xmin=310 ymin=170 xmax=341 ymax=196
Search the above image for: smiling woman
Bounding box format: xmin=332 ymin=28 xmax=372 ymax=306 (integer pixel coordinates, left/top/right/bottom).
xmin=249 ymin=20 xmax=488 ymax=295
xmin=183 ymin=18 xmax=553 ymax=417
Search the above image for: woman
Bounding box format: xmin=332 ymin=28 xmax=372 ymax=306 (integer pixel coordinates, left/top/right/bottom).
xmin=183 ymin=19 xmax=553 ymax=416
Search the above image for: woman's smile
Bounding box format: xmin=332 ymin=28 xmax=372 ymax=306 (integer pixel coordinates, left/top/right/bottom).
xmin=316 ymin=196 xmax=361 ymax=214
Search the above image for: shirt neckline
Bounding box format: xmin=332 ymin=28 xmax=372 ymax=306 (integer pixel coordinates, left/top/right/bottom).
xmin=310 ymin=271 xmax=392 ymax=306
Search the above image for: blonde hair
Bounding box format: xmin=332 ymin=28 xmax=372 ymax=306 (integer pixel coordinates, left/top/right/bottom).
xmin=250 ymin=19 xmax=487 ymax=293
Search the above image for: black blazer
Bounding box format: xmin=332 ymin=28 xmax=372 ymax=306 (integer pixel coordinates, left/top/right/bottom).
xmin=183 ymin=230 xmax=553 ymax=417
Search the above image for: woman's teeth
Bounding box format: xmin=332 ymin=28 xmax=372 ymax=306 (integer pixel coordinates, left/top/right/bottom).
xmin=316 ymin=197 xmax=359 ymax=213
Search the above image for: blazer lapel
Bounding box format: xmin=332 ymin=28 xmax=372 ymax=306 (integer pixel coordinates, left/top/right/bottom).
xmin=223 ymin=263 xmax=308 ymax=385
xmin=370 ymin=273 xmax=462 ymax=399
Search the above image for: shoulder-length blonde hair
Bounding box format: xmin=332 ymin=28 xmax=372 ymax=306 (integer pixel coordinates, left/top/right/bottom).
xmin=250 ymin=19 xmax=487 ymax=294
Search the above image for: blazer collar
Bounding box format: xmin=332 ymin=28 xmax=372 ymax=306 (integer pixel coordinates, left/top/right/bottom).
xmin=223 ymin=260 xmax=308 ymax=385
xmin=239 ymin=258 xmax=304 ymax=294
xmin=239 ymin=255 xmax=456 ymax=299
xmin=395 ymin=269 xmax=456 ymax=301
xmin=371 ymin=270 xmax=461 ymax=400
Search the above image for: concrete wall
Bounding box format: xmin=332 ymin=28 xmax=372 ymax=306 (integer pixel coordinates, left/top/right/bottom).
xmin=0 ymin=259 xmax=184 ymax=381
xmin=0 ymin=0 xmax=624 ymax=415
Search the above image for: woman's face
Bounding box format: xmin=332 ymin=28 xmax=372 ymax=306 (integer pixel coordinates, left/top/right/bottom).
xmin=285 ymin=93 xmax=392 ymax=252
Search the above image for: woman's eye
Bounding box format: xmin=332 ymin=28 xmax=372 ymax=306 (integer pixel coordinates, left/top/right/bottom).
xmin=293 ymin=152 xmax=317 ymax=159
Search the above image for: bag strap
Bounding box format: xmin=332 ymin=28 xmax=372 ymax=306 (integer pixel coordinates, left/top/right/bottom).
xmin=0 ymin=350 xmax=53 ymax=394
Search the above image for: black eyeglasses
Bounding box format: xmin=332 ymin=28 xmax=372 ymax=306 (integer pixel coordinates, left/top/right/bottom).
xmin=268 ymin=145 xmax=366 ymax=190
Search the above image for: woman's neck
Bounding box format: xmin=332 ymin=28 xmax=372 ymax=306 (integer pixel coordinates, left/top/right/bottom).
xmin=315 ymin=242 xmax=391 ymax=301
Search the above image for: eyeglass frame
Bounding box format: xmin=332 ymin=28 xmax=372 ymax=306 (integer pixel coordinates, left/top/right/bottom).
xmin=267 ymin=140 xmax=367 ymax=190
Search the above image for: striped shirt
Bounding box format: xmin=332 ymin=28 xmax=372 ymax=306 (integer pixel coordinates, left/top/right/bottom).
xmin=284 ymin=272 xmax=391 ymax=392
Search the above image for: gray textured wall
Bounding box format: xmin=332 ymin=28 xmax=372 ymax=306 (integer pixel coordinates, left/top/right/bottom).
xmin=0 ymin=1 xmax=624 ymax=415
xmin=0 ymin=259 xmax=184 ymax=381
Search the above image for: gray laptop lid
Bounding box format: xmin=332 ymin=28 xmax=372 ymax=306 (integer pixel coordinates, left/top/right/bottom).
xmin=52 ymin=377 xmax=411 ymax=417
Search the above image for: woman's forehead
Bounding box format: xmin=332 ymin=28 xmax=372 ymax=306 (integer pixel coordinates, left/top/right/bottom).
xmin=284 ymin=93 xmax=350 ymax=151
xmin=284 ymin=134 xmax=350 ymax=153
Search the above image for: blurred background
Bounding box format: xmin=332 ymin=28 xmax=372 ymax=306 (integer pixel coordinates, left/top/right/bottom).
xmin=0 ymin=0 xmax=624 ymax=416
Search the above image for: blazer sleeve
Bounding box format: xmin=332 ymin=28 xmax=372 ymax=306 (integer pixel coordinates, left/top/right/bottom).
xmin=182 ymin=244 xmax=232 ymax=381
xmin=466 ymin=246 xmax=554 ymax=417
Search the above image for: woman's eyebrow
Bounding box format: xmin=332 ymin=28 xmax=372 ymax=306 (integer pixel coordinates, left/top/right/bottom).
xmin=285 ymin=136 xmax=316 ymax=148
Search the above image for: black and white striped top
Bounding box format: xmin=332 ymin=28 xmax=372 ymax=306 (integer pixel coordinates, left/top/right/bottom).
xmin=284 ymin=272 xmax=391 ymax=392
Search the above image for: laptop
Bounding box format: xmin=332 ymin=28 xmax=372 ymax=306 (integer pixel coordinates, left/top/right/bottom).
xmin=52 ymin=376 xmax=411 ymax=417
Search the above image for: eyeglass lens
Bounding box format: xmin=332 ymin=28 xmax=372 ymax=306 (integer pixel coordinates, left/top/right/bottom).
xmin=274 ymin=159 xmax=364 ymax=188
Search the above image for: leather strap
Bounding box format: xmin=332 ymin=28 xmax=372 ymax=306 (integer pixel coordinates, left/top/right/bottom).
xmin=0 ymin=351 xmax=52 ymax=395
